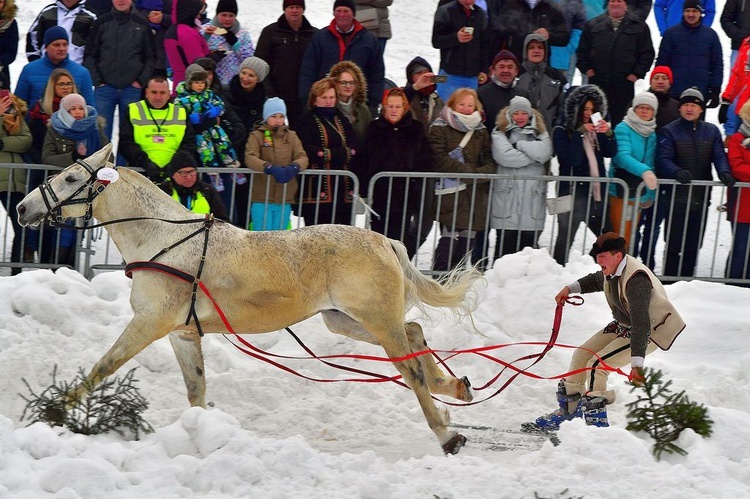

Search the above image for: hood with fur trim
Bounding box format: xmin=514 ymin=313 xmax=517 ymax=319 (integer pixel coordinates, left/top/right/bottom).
xmin=0 ymin=0 xmax=17 ymax=20
xmin=560 ymin=84 xmax=608 ymax=130
xmin=496 ymin=105 xmax=546 ymax=135
xmin=740 ymin=99 xmax=750 ymax=124
xmin=328 ymin=60 xmax=368 ymax=106
xmin=8 ymin=94 xmax=28 ymax=117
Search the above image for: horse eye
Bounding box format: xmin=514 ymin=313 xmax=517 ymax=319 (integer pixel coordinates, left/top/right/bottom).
xmin=65 ymin=175 xmax=77 ymax=183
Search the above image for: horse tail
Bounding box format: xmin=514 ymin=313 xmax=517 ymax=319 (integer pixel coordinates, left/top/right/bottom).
xmin=390 ymin=239 xmax=483 ymax=319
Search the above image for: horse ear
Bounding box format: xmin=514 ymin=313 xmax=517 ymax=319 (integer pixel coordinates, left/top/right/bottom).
xmin=85 ymin=143 xmax=114 ymax=168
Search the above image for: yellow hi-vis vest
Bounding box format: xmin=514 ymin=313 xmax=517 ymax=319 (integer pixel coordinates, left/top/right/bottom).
xmin=171 ymin=189 xmax=211 ymax=215
xmin=128 ymin=100 xmax=187 ymax=170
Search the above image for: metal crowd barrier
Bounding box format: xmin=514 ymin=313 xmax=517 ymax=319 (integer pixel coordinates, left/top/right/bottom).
xmin=2 ymin=163 xmax=749 ymax=286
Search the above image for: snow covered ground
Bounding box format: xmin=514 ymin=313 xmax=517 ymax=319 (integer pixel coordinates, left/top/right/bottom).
xmin=2 ymin=1 xmax=749 ymax=498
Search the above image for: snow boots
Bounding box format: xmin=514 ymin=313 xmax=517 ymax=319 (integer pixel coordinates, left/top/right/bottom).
xmin=531 ymin=381 xmax=610 ymax=430
xmin=533 ymin=380 xmax=583 ymax=430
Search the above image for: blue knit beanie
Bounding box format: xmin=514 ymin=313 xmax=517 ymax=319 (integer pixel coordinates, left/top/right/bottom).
xmin=263 ymin=97 xmax=287 ymax=121
xmin=44 ymin=26 xmax=69 ymax=46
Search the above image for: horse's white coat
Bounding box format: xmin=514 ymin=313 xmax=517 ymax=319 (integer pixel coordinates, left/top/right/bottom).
xmin=16 ymin=145 xmax=484 ymax=453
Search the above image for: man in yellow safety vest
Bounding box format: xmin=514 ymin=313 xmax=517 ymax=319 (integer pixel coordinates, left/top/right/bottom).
xmin=119 ymin=75 xmax=196 ymax=182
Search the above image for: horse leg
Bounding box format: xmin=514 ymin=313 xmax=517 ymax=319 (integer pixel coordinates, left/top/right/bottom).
xmin=371 ymin=325 xmax=466 ymax=455
xmin=65 ymin=314 xmax=170 ymax=406
xmin=168 ymin=331 xmax=206 ymax=407
xmin=404 ymin=321 xmax=473 ymax=402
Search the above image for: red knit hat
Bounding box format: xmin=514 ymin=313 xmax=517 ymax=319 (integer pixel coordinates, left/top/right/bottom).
xmin=650 ymin=66 xmax=673 ymax=85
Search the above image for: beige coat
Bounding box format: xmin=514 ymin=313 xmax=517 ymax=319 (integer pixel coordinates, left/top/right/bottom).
xmin=245 ymin=123 xmax=309 ymax=204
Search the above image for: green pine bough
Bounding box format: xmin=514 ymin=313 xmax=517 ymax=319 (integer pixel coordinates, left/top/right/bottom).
xmin=625 ymin=368 xmax=713 ymax=460
xmin=20 ymin=365 xmax=153 ymax=439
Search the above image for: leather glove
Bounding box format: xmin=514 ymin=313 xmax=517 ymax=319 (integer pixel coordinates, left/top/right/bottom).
xmin=203 ymin=104 xmax=221 ymax=119
xmin=641 ymin=170 xmax=658 ymax=190
xmin=675 ymin=170 xmax=693 ymax=184
xmin=720 ymin=171 xmax=737 ymax=187
xmin=706 ymin=87 xmax=721 ymax=109
xmin=628 ymin=367 xmax=645 ymax=386
xmin=265 ymin=163 xmax=300 ymax=184
xmin=222 ymin=30 xmax=238 ymax=46
xmin=718 ymin=102 xmax=730 ymax=124
xmin=189 ymin=112 xmax=202 ymax=125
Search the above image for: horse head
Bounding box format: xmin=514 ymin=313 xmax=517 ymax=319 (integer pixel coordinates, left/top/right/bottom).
xmin=17 ymin=144 xmax=115 ymax=228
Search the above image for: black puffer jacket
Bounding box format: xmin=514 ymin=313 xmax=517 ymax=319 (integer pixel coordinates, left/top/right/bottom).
xmin=431 ymin=1 xmax=491 ymax=77
xmin=496 ymin=0 xmax=570 ymax=60
xmin=721 ymin=0 xmax=750 ymax=50
xmin=577 ymin=11 xmax=655 ymax=83
xmin=83 ymin=8 xmax=155 ymax=88
xmin=254 ymin=14 xmax=318 ymax=105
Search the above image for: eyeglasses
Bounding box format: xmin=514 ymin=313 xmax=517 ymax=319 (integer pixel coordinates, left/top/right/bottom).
xmin=337 ymin=80 xmax=356 ymax=87
xmin=174 ymin=170 xmax=198 ymax=177
xmin=56 ymin=82 xmax=74 ymax=87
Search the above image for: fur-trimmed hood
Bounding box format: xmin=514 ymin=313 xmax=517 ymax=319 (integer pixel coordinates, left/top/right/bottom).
xmin=8 ymin=94 xmax=28 ymax=117
xmin=328 ymin=60 xmax=368 ymax=106
xmin=740 ymin=99 xmax=750 ymax=123
xmin=561 ymin=84 xmax=608 ymax=130
xmin=0 ymin=0 xmax=17 ymax=20
xmin=496 ymin=105 xmax=546 ymax=135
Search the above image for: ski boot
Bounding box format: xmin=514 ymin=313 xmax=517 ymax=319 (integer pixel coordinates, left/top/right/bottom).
xmin=525 ymin=380 xmax=583 ymax=432
xmin=580 ymin=395 xmax=609 ymax=427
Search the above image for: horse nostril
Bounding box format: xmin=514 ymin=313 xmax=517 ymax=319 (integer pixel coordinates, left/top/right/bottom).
xmin=18 ymin=205 xmax=26 ymax=216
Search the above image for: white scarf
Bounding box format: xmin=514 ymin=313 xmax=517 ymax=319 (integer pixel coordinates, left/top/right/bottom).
xmin=623 ymin=108 xmax=656 ymax=138
xmin=582 ymin=130 xmax=601 ymax=202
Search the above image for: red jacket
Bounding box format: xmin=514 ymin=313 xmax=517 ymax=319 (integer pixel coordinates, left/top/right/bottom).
xmin=722 ymin=36 xmax=750 ymax=110
xmin=727 ymin=132 xmax=750 ymax=223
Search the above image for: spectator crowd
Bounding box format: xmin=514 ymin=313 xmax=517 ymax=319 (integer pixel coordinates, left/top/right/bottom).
xmin=2 ymin=0 xmax=750 ymax=284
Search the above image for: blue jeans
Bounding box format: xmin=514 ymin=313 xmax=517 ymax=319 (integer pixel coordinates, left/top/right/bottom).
xmin=725 ymin=50 xmax=741 ymax=137
xmin=95 ymin=84 xmax=142 ymax=159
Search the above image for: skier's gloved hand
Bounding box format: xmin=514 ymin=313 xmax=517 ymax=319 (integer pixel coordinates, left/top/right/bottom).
xmin=675 ymin=170 xmax=693 ymax=184
xmin=628 ymin=367 xmax=645 ymax=386
xmin=720 ymin=171 xmax=737 ymax=187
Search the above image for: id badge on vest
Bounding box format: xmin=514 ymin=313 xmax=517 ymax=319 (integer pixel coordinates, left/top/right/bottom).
xmin=152 ymin=135 xmax=165 ymax=144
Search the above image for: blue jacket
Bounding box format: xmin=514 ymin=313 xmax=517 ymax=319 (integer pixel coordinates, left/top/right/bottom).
xmin=655 ymin=21 xmax=723 ymax=98
xmin=609 ymin=119 xmax=657 ymax=203
xmin=655 ymin=0 xmax=716 ymax=35
xmin=549 ymin=0 xmax=587 ymax=71
xmin=14 ymin=56 xmax=95 ymax=110
xmin=656 ymin=117 xmax=729 ymax=204
xmin=298 ymin=19 xmax=384 ymax=109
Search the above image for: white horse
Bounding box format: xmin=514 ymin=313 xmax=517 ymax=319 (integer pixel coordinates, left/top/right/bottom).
xmin=17 ymin=144 xmax=483 ymax=454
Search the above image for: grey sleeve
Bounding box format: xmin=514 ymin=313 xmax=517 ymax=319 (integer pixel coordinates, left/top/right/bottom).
xmin=625 ymin=272 xmax=653 ymax=359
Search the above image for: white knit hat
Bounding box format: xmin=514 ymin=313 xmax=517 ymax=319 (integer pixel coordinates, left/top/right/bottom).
xmin=239 ymin=57 xmax=270 ymax=82
xmin=508 ymin=96 xmax=533 ymax=116
xmin=632 ymin=92 xmax=659 ymax=113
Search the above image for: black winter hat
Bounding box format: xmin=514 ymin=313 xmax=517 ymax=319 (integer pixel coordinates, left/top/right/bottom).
xmin=216 ymin=0 xmax=238 ymax=15
xmin=169 ymin=151 xmax=199 ymax=177
xmin=683 ymin=0 xmax=704 ymax=11
xmin=333 ymin=0 xmax=356 ymax=14
xmin=590 ymin=233 xmax=626 ymax=256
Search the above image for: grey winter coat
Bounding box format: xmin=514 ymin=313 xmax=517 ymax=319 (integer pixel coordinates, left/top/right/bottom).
xmin=490 ymin=107 xmax=552 ymax=231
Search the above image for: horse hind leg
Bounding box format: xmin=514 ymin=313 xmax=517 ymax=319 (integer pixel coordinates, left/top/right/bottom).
xmin=168 ymin=330 xmax=206 ymax=407
xmin=405 ymin=322 xmax=472 ymax=402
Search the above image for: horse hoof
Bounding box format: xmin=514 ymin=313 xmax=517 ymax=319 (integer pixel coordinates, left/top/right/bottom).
xmin=442 ymin=433 xmax=467 ymax=455
xmin=458 ymin=376 xmax=473 ymax=402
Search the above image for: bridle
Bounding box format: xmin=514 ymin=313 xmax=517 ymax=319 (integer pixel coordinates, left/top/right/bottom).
xmin=38 ymin=158 xmax=110 ymax=227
